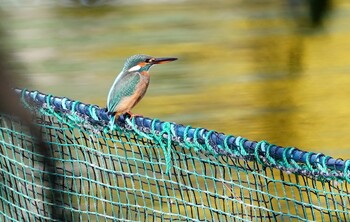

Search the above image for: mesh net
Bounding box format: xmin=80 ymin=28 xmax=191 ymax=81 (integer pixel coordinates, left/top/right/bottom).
xmin=0 ymin=88 xmax=349 ymax=221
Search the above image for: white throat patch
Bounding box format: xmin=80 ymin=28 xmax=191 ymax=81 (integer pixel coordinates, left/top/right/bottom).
xmin=128 ymin=65 xmax=141 ymax=72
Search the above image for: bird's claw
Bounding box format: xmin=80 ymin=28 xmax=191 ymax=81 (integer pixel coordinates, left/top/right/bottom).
xmin=125 ymin=111 xmax=143 ymax=119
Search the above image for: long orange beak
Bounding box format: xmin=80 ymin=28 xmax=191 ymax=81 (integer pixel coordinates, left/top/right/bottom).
xmin=153 ymin=57 xmax=178 ymax=64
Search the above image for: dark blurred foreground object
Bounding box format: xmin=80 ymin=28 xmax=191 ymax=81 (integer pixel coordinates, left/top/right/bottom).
xmin=289 ymin=0 xmax=332 ymax=28
xmin=309 ymin=0 xmax=331 ymax=27
xmin=0 ymin=22 xmax=65 ymax=221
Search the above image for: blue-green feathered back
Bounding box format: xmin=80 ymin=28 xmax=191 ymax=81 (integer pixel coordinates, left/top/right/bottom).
xmin=107 ymin=71 xmax=141 ymax=112
xmin=107 ymin=54 xmax=153 ymax=112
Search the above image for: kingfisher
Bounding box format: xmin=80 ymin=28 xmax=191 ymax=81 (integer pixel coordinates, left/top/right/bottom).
xmin=107 ymin=54 xmax=177 ymax=118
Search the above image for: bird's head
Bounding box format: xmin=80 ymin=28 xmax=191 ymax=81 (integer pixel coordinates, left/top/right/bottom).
xmin=123 ymin=54 xmax=177 ymax=73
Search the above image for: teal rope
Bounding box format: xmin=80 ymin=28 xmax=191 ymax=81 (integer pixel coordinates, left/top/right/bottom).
xmin=41 ymin=95 xmax=86 ymax=129
xmin=182 ymin=125 xmax=194 ymax=148
xmin=257 ymin=141 xmax=277 ymax=166
xmin=304 ymin=152 xmax=314 ymax=171
xmin=151 ymin=119 xmax=173 ymax=174
xmin=44 ymin=95 xmax=64 ymax=121
xmin=313 ymin=153 xmax=326 ymax=171
xmin=282 ymin=147 xmax=295 ymax=169
xmin=61 ymin=98 xmax=80 ymax=128
xmin=254 ymin=141 xmax=266 ymax=165
xmin=321 ymin=156 xmax=330 ymax=172
xmin=71 ymin=100 xmax=78 ymax=113
xmin=61 ymin=98 xmax=68 ymax=110
xmin=285 ymin=147 xmax=301 ymax=170
xmin=204 ymin=130 xmax=216 ymax=155
xmin=125 ymin=117 xmax=152 ymax=140
xmin=170 ymin=124 xmax=177 ymax=141
xmin=265 ymin=142 xmax=277 ymax=166
xmin=89 ymin=106 xmax=99 ymax=121
xmin=235 ymin=136 xmax=248 ymax=156
xmin=108 ymin=115 xmax=116 ymax=131
xmin=315 ymin=153 xmax=337 ymax=181
xmin=20 ymin=88 xmax=31 ymax=110
xmin=192 ymin=128 xmax=203 ymax=152
xmin=124 ymin=117 xmax=173 ymax=174
xmin=343 ymin=160 xmax=350 ymax=183
xmin=223 ymin=135 xmax=234 ymax=155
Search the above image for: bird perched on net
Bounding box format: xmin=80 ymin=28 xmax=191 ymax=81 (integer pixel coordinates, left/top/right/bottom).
xmin=107 ymin=54 xmax=177 ymax=119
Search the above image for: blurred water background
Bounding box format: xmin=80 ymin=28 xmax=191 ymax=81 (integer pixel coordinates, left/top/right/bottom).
xmin=1 ymin=0 xmax=350 ymax=158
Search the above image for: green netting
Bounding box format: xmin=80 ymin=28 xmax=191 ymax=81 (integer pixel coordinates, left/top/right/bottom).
xmin=0 ymin=89 xmax=350 ymax=221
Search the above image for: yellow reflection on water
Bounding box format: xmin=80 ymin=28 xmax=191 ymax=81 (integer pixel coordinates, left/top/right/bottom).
xmin=3 ymin=0 xmax=350 ymax=158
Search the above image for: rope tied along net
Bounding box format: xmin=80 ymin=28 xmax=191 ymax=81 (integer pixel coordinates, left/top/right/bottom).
xmin=0 ymin=88 xmax=349 ymax=221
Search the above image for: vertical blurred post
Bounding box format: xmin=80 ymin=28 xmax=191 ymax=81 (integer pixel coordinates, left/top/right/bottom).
xmin=0 ymin=10 xmax=64 ymax=221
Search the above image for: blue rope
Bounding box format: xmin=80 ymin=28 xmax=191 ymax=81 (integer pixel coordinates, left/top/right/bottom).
xmin=13 ymin=88 xmax=350 ymax=178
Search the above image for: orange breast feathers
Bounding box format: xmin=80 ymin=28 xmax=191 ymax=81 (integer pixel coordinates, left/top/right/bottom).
xmin=140 ymin=70 xmax=150 ymax=76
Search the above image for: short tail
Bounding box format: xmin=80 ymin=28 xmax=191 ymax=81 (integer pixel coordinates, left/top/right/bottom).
xmin=105 ymin=107 xmax=114 ymax=115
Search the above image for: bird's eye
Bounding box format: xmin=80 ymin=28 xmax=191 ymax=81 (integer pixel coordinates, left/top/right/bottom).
xmin=146 ymin=58 xmax=155 ymax=63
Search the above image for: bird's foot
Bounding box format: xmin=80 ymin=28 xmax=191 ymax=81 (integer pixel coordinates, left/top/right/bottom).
xmin=125 ymin=111 xmax=143 ymax=119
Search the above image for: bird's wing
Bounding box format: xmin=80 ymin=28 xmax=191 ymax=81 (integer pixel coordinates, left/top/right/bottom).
xmin=107 ymin=72 xmax=141 ymax=112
